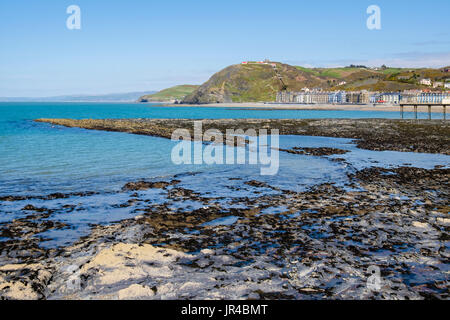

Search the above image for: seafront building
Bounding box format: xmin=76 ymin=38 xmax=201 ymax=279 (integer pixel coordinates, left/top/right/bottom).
xmin=276 ymin=90 xmax=371 ymax=104
xmin=276 ymin=89 xmax=450 ymax=105
xmin=379 ymin=93 xmax=401 ymax=104
xmin=276 ymin=90 xmax=370 ymax=104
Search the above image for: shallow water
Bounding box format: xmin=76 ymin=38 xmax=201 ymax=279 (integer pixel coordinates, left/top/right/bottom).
xmin=0 ymin=102 xmax=448 ymax=248
xmin=202 ymin=216 xmax=240 ymax=227
xmin=0 ymin=102 xmax=445 ymax=195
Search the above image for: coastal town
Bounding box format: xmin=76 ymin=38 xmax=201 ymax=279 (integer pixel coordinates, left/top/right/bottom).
xmin=273 ymin=64 xmax=450 ymax=105
xmin=276 ymin=88 xmax=450 ymax=105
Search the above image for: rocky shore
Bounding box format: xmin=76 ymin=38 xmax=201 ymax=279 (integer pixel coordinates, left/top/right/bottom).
xmin=0 ymin=164 xmax=448 ymax=300
xmin=0 ymin=118 xmax=448 ymax=300
xmin=35 ymin=118 xmax=450 ymax=155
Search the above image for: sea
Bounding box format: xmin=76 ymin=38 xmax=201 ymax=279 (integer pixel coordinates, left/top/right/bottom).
xmin=0 ymin=102 xmax=448 ymax=247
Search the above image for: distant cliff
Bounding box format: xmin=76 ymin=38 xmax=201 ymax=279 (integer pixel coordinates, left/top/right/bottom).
xmin=0 ymin=91 xmax=157 ymax=102
xmin=138 ymin=85 xmax=199 ymax=102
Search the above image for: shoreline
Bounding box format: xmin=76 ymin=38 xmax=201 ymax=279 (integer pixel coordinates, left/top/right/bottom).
xmin=1 ymin=118 xmax=448 ymax=300
xmin=35 ymin=118 xmax=450 ymax=155
xmin=0 ymin=101 xmax=445 ymax=114
xmin=159 ymin=102 xmax=444 ymax=113
xmin=0 ymin=165 xmax=448 ymax=299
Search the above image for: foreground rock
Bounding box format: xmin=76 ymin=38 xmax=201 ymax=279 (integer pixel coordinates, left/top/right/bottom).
xmin=0 ymin=166 xmax=448 ymax=300
xmin=279 ymin=147 xmax=350 ymax=156
xmin=35 ymin=118 xmax=450 ymax=155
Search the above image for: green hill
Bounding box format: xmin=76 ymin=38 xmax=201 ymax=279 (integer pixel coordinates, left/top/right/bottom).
xmin=177 ymin=63 xmax=450 ymax=104
xmin=138 ymin=85 xmax=199 ymax=102
xmin=298 ymin=66 xmax=450 ymax=91
xmin=182 ymin=62 xmax=325 ymax=104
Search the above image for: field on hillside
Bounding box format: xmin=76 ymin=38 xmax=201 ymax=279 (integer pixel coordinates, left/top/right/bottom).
xmin=138 ymin=85 xmax=199 ymax=102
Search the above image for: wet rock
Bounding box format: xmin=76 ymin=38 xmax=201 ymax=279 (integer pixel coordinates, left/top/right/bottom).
xmin=0 ymin=196 xmax=28 ymax=202
xmin=0 ymin=263 xmax=53 ymax=300
xmin=22 ymin=205 xmax=47 ymax=212
xmin=122 ymin=181 xmax=170 ymax=191
xmin=280 ymin=147 xmax=349 ymax=156
xmin=45 ymin=193 xmax=68 ymax=200
xmin=117 ymin=284 xmax=155 ymax=300
xmin=412 ymin=221 xmax=429 ymax=229
xmin=35 ymin=118 xmax=450 ymax=155
xmin=1 ymin=163 xmax=449 ymax=300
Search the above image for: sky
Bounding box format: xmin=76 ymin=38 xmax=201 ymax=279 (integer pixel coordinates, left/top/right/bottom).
xmin=0 ymin=0 xmax=449 ymax=97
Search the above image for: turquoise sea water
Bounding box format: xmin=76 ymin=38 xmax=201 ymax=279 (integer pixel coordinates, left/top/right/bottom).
xmin=0 ymin=102 xmax=445 ymax=194
xmin=0 ymin=102 xmax=448 ymax=247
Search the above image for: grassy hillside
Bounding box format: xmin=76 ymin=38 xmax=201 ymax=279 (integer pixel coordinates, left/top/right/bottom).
xmin=180 ymin=63 xmax=449 ymax=104
xmin=297 ymin=66 xmax=449 ymax=91
xmin=182 ymin=62 xmax=328 ymax=104
xmin=138 ymin=85 xmax=199 ymax=102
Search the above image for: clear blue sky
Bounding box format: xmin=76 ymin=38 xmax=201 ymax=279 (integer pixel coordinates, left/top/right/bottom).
xmin=1 ymin=0 xmax=449 ymax=97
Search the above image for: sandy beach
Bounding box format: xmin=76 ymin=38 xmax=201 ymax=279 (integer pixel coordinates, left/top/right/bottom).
xmin=155 ymin=102 xmax=450 ymax=113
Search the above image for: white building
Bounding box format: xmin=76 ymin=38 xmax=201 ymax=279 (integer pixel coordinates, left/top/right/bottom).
xmin=328 ymin=91 xmax=346 ymax=103
xmin=433 ymin=82 xmax=443 ymax=88
xmin=418 ymin=93 xmax=450 ymax=103
xmin=420 ymin=78 xmax=432 ymax=86
xmin=380 ymin=93 xmax=401 ymax=104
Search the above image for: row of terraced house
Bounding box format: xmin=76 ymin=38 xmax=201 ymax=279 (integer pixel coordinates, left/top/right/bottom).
xmin=276 ymin=89 xmax=450 ymax=105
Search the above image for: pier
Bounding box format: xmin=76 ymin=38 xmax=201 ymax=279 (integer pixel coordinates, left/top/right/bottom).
xmin=399 ymin=102 xmax=449 ymax=120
